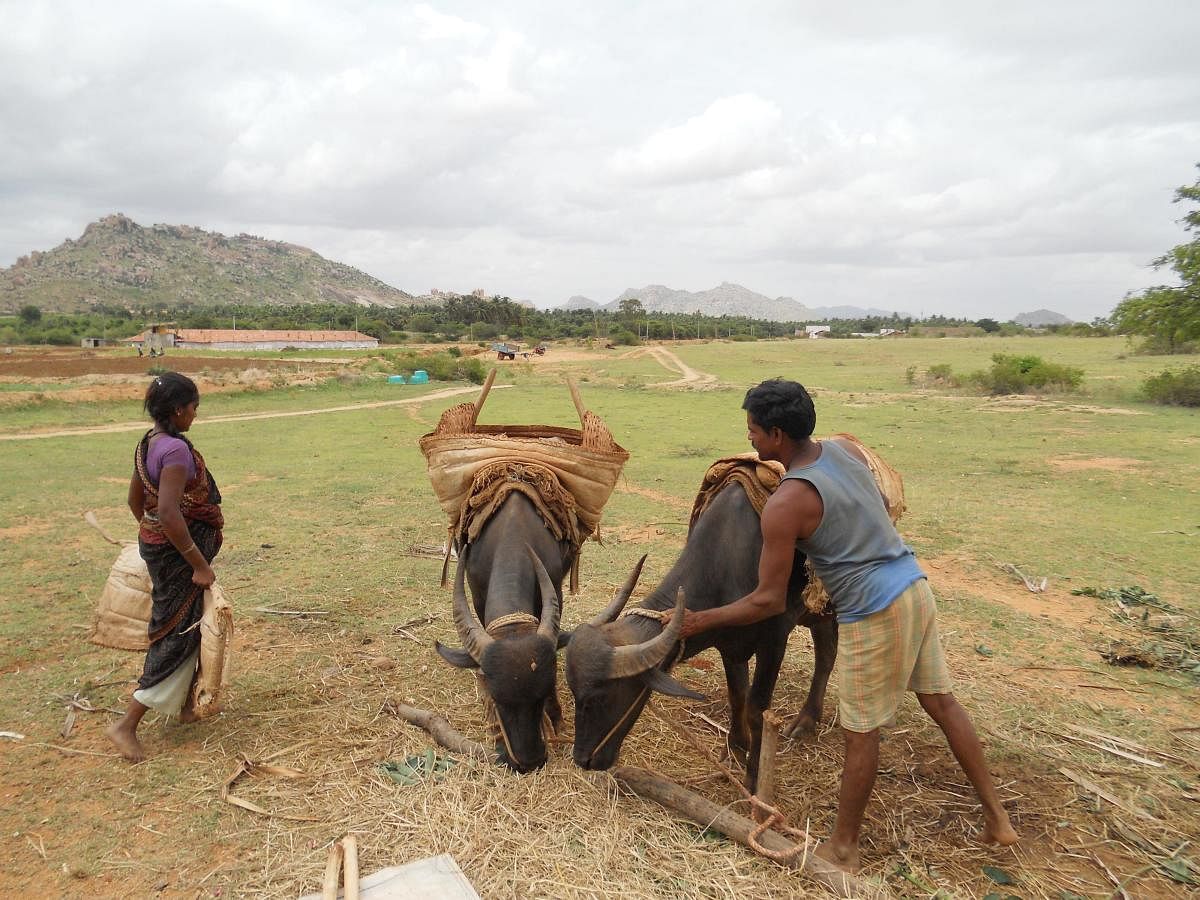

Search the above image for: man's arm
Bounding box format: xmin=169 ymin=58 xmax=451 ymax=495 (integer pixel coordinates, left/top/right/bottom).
xmin=679 ymin=480 xmax=821 ymax=638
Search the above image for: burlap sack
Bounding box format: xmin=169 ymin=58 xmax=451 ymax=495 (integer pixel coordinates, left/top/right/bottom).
xmin=828 ymin=433 xmax=906 ymax=522
xmin=90 ymin=542 xmax=152 ymax=651
xmin=186 ymin=584 xmax=233 ymax=719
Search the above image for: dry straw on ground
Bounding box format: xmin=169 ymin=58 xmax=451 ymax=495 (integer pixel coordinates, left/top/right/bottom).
xmin=101 ymin=584 xmax=1197 ymax=899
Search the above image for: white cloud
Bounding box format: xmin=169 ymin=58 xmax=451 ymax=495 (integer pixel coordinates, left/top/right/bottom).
xmin=609 ymin=94 xmax=786 ymax=185
xmin=1 ymin=1 xmax=1198 ymax=321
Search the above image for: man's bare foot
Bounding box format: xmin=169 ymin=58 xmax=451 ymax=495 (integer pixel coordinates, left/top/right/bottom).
xmin=982 ymin=814 xmax=1019 ymax=847
xmin=105 ymin=722 xmax=145 ymax=762
xmin=813 ymin=840 xmax=861 ymax=874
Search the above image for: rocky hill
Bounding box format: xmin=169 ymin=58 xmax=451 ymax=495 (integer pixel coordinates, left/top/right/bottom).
xmin=561 ymin=295 xmax=601 ymax=310
xmin=0 ymin=214 xmax=416 ymax=313
xmin=1013 ymin=309 xmax=1072 ymax=326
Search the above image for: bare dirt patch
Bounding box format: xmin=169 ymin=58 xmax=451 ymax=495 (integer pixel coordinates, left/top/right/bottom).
xmin=614 ymin=480 xmax=694 ymax=512
xmin=1047 ymin=456 xmax=1144 ymax=473
xmin=923 ymin=555 xmax=1102 ymax=629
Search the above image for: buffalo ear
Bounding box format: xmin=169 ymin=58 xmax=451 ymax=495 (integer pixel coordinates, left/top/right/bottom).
xmin=556 ymin=629 xmax=574 ymax=651
xmin=643 ymin=668 xmax=706 ymax=701
xmin=435 ymin=640 xmax=480 ymax=669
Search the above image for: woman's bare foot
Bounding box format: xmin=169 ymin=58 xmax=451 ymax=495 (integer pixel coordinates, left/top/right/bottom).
xmin=982 ymin=813 xmax=1019 ymax=847
xmin=813 ymin=840 xmax=861 ymax=874
xmin=105 ymin=722 xmax=146 ymax=762
xmin=179 ymin=703 xmax=221 ymax=724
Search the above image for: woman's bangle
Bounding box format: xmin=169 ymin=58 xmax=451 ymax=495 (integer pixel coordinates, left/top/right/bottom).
xmin=180 ymin=542 xmax=197 ymax=556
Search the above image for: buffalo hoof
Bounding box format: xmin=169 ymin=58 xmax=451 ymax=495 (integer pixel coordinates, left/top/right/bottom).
xmin=783 ymin=711 xmax=819 ymax=739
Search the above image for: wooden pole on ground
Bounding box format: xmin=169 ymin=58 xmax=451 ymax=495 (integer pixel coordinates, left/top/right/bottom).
xmin=612 ymin=766 xmax=885 ymax=899
xmin=384 ymin=700 xmax=492 ymax=762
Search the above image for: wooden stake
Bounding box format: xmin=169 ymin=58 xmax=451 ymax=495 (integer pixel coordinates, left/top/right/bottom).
xmin=342 ymin=835 xmax=360 ymax=900
xmin=321 ymin=841 xmax=343 ymax=900
xmin=472 ymin=368 xmax=497 ymax=425
xmin=613 ymin=765 xmax=885 ymax=898
xmin=752 ymin=710 xmax=781 ymax=825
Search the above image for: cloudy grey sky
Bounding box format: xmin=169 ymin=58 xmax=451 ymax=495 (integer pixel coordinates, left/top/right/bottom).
xmin=2 ymin=1 xmax=1198 ymax=321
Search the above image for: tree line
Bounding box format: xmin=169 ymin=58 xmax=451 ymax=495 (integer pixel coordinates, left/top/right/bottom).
xmin=1 ymin=297 xmax=1111 ymax=347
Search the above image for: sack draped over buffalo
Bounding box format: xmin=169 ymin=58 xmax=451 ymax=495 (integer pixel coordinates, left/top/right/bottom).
xmin=687 ymin=435 xmax=905 ymax=616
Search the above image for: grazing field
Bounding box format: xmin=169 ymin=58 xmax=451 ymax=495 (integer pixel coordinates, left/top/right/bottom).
xmin=0 ymin=337 xmax=1197 ymax=898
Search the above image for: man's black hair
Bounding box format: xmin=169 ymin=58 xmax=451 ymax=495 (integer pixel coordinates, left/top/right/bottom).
xmin=143 ymin=372 xmax=199 ymax=436
xmin=742 ymin=379 xmax=816 ymax=440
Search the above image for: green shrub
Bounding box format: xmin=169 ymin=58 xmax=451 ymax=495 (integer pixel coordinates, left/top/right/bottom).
xmin=1142 ymin=365 xmax=1200 ymax=407
xmin=728 ymin=333 xmax=757 ymax=342
xmin=610 ymin=329 xmax=640 ymax=346
xmin=968 ymin=353 xmax=1083 ymax=395
xmin=379 ymin=350 xmax=486 ymax=384
xmin=927 ymin=363 xmax=958 ymax=386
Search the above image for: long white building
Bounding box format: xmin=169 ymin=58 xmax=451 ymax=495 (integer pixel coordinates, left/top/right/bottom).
xmin=130 ymin=328 xmax=379 ymax=351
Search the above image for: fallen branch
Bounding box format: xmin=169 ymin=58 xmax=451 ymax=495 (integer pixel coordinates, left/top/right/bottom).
xmin=1050 ymin=730 xmax=1164 ymax=768
xmin=383 ymin=700 xmax=492 ymax=762
xmin=1060 ymin=767 xmax=1157 ymax=821
xmin=251 ymin=607 xmax=330 ymax=617
xmin=612 ymin=765 xmax=885 ymax=898
xmin=220 ymin=753 xmax=317 ymax=821
xmin=998 ymin=562 xmax=1047 ymax=593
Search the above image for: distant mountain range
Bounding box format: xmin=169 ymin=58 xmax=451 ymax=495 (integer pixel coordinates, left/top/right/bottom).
xmin=560 ymin=282 xmax=903 ymax=322
xmin=0 ymin=214 xmax=416 ymax=313
xmin=1 ymin=215 xmax=1073 ymax=325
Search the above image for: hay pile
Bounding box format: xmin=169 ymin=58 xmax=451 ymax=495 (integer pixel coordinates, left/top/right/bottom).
xmin=137 ymin=580 xmax=1104 ymax=900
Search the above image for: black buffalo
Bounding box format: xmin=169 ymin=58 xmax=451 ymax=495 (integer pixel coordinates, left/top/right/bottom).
xmin=564 ymin=482 xmax=838 ymax=787
xmin=435 ymin=493 xmax=572 ymax=772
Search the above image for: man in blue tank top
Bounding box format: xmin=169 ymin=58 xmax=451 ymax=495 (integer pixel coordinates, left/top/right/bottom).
xmin=680 ymin=379 xmax=1018 ymax=874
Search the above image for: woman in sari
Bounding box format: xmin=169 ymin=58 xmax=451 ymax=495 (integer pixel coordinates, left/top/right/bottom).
xmin=107 ymin=372 xmax=224 ymax=762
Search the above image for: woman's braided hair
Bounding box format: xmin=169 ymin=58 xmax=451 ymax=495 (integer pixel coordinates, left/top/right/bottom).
xmin=143 ymin=372 xmax=200 ymax=437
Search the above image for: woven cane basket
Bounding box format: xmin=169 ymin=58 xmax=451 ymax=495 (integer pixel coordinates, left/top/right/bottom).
xmin=419 ymin=372 xmax=629 ymax=539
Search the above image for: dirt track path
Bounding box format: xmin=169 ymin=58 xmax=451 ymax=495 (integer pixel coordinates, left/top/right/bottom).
xmin=0 ymin=385 xmax=506 ymax=441
xmin=622 ymin=346 xmax=718 ymax=388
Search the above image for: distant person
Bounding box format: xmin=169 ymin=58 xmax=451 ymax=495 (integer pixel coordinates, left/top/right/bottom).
xmin=107 ymin=373 xmax=224 ymax=762
xmin=136 ymin=344 xmax=144 ymax=357
xmin=679 ymin=379 xmax=1017 ymax=873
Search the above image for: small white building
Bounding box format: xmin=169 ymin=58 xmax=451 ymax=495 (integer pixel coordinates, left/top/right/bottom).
xmin=800 ymin=324 xmax=831 ymax=339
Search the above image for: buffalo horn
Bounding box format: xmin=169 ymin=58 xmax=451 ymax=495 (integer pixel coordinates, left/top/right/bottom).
xmin=451 ymin=547 xmax=493 ymax=661
xmin=526 ymin=545 xmax=562 ymax=640
xmin=607 ymin=586 xmax=686 ymax=679
xmin=588 ymin=554 xmax=648 ymax=626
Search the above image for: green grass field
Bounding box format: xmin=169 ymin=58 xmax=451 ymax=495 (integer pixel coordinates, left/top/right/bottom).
xmin=0 ymin=336 xmax=1197 ymax=898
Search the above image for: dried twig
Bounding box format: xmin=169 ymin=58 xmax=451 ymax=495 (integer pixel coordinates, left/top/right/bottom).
xmin=998 ymin=562 xmax=1047 ymax=592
